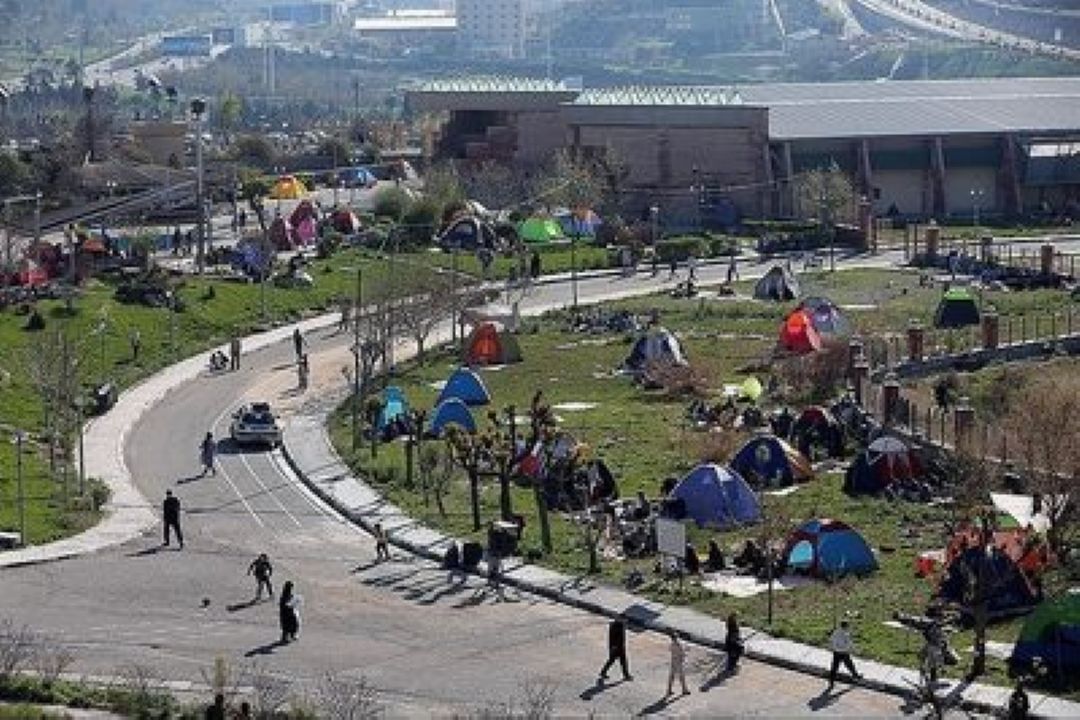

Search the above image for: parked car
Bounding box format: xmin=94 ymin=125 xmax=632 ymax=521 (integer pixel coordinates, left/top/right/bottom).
xmin=230 ymin=402 xmax=282 ymax=447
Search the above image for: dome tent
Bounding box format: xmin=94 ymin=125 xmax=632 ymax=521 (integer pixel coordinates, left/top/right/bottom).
xmin=798 ymin=296 xmax=850 ymax=336
xmin=437 ymin=367 xmax=491 ymax=407
xmin=377 ymin=386 xmax=408 ymax=431
xmin=783 ymin=518 xmax=877 ymax=578
xmin=731 ymin=434 xmax=813 ymax=488
xmin=844 ymin=435 xmax=920 ymax=494
xmin=778 ymin=308 xmax=822 ymax=354
xmin=1009 ymin=592 xmax=1080 ymax=684
xmin=439 ymin=216 xmax=498 ymax=251
xmin=518 ymin=216 xmax=565 ymax=244
xmin=268 ymin=174 xmax=306 ymax=200
xmin=669 ymin=464 xmax=761 ymax=529
xmin=624 ymin=328 xmax=687 ymax=373
xmin=791 ymin=405 xmax=844 ymax=458
xmin=754 ymin=265 xmax=799 ymax=301
xmin=937 ymin=545 xmax=1038 ymax=621
xmin=934 ymin=287 xmax=981 ymax=329
xmin=464 ymin=322 xmax=522 ymax=366
xmin=428 ymin=398 xmax=476 ymax=437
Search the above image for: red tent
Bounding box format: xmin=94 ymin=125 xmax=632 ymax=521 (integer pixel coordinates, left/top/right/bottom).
xmin=779 ymin=308 xmax=822 ymax=354
xmin=464 ymin=322 xmax=522 ymax=366
xmin=15 ymin=258 xmax=48 ymax=286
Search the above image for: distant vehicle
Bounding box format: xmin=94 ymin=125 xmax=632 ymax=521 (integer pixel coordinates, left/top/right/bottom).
xmin=230 ymin=402 xmax=282 ymax=447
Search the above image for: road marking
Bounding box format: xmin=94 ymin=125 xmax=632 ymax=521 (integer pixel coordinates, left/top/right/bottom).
xmin=267 ymin=448 xmax=350 ymax=526
xmin=238 ymin=450 xmax=303 ymax=528
xmin=209 ymin=405 xmax=268 ymax=530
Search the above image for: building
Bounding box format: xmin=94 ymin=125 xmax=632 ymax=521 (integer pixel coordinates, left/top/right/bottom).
xmin=353 ymin=10 xmax=457 ymax=52
xmin=160 ymin=35 xmax=213 ymax=57
xmin=269 ymin=2 xmax=342 ymax=26
xmin=407 ymin=76 xmax=1080 ymax=222
xmin=456 ymin=0 xmax=526 ymax=59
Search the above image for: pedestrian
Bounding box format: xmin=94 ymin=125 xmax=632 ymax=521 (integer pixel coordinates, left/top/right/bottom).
xmin=666 ymin=631 xmax=689 ymax=696
xmin=373 ymin=522 xmax=390 ymax=562
xmin=827 ymin=619 xmax=862 ymax=689
xmin=163 ymin=490 xmax=183 ymax=549
xmin=687 ymin=254 xmax=698 ymax=282
xmin=130 ymin=328 xmax=141 ymax=364
xmin=229 ymin=336 xmax=241 ymax=371
xmin=279 ymin=581 xmax=301 ymax=643
xmin=669 ymin=256 xmax=678 ymax=279
xmin=338 ymin=299 xmax=352 ymax=333
xmin=479 ymin=248 xmax=494 ymax=281
xmin=185 ymin=230 xmax=194 ymax=256
xmin=235 ymin=701 xmax=252 ymax=719
xmin=651 ymin=252 xmax=659 ymax=277
xmin=530 ymin=250 xmax=541 ymax=280
xmin=204 ymin=692 xmax=226 ymax=720
xmin=248 ymin=553 xmax=274 ymax=600
xmin=724 ymin=612 xmax=743 ymax=672
xmin=727 ymin=255 xmax=738 ymax=284
xmin=1007 ymin=682 xmax=1030 ymax=720
xmin=292 ymin=327 xmax=304 ymax=361
xmin=598 ymin=616 xmax=632 ymax=682
xmin=200 ymin=432 xmax=217 ymax=476
xmin=239 ymin=209 xmax=247 ymax=229
xmin=297 ymin=354 xmax=309 ymax=391
xmin=518 ymin=252 xmax=528 ymax=284
xmin=172 ymin=226 xmax=182 ymax=256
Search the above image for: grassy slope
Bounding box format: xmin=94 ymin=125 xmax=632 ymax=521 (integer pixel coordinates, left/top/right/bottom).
xmin=329 ymin=268 xmax=1079 ymax=689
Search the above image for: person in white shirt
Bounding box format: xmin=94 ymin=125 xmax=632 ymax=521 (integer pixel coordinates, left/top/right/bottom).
xmin=666 ymin=631 xmax=689 ymax=696
xmin=827 ymin=620 xmax=862 ymax=689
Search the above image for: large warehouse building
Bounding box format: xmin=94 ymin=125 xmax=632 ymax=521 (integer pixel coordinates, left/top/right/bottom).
xmin=406 ymin=76 xmax=1080 ymax=223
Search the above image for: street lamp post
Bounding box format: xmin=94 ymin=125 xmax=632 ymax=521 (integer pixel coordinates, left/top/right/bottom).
xmin=191 ymin=98 xmax=207 ymax=274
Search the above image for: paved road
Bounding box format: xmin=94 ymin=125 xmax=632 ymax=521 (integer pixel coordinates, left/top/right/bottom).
xmin=0 ymin=257 xmax=946 ymax=716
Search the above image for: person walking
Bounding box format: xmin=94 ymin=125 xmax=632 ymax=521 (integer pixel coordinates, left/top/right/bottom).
xmin=292 ymin=327 xmax=305 ymax=361
xmin=229 ymin=336 xmax=241 ymax=371
xmin=204 ymin=693 xmax=226 ymax=720
xmin=337 ymin=299 xmax=352 ymax=334
xmin=1007 ymin=682 xmax=1030 ymax=720
xmin=727 ymin=255 xmax=738 ymax=284
xmin=530 ymin=250 xmax=541 ymax=280
xmin=724 ymin=612 xmax=743 ymax=672
xmin=668 ymin=256 xmax=678 ymax=279
xmin=248 ymin=553 xmax=274 ymax=600
xmin=666 ymin=631 xmax=689 ymax=696
xmin=163 ymin=490 xmax=183 ymax=549
xmin=200 ymin=432 xmax=217 ymax=477
xmin=827 ymin=619 xmax=862 ymax=689
xmin=278 ymin=581 xmax=302 ymax=643
xmin=687 ymin=254 xmax=698 ymax=282
xmin=373 ymin=522 xmax=390 ymax=562
xmin=130 ymin=329 xmax=141 ymax=364
xmin=599 ymin=616 xmax=632 ymax=682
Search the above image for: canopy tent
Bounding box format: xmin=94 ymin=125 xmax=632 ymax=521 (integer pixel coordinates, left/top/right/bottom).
xmin=784 ymin=518 xmax=877 ymax=578
xmin=377 ymin=386 xmax=408 ymax=431
xmin=778 ymin=308 xmax=823 ymax=354
xmin=790 ymin=405 xmax=843 ymax=458
xmin=518 ymin=217 xmax=565 ymax=244
xmin=463 ymin=322 xmax=522 ymax=366
xmin=937 ymin=545 xmax=1039 ymax=621
xmin=437 ymin=367 xmax=491 ymax=407
xmin=1009 ymin=592 xmax=1080 ymax=684
xmin=731 ymin=434 xmax=813 ymax=488
xmin=934 ymin=287 xmax=981 ymax=329
xmin=754 ymin=265 xmax=799 ymax=301
xmin=624 ymin=328 xmax=687 ymax=373
xmin=798 ymin=297 xmax=851 ymax=336
xmin=844 ymin=435 xmax=921 ymax=494
xmin=668 ymin=464 xmax=761 ymax=529
xmin=438 ymin=216 xmax=498 ymax=251
xmin=428 ymin=398 xmax=476 ymax=437
xmin=268 ymin=175 xmax=306 ymax=200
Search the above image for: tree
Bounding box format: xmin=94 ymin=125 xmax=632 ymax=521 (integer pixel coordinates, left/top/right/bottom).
xmin=316 ymin=135 xmax=352 ymax=167
xmin=232 ymin=135 xmax=275 ymax=170
xmin=795 ymin=163 xmax=855 ymax=245
xmin=0 ymin=154 xmax=31 ymax=196
xmin=460 ymin=161 xmax=529 ymax=213
xmin=535 ymin=148 xmax=606 ymax=214
xmin=445 ymin=425 xmax=489 ymax=532
xmin=395 ymin=277 xmax=454 ymax=366
xmin=217 ymin=93 xmax=242 ymax=143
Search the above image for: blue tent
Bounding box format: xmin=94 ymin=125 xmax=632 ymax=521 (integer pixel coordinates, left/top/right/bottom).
xmin=377 ymin=386 xmax=408 ymax=431
xmin=731 ymin=435 xmax=813 ymax=488
xmin=437 ymin=367 xmax=491 ymax=407
xmin=669 ymin=464 xmax=761 ymax=529
xmin=428 ymin=398 xmax=476 ymax=436
xmin=784 ymin=519 xmax=877 ymax=578
xmin=1010 ymin=593 xmax=1080 ymax=684
xmin=938 ymin=546 xmax=1038 ymax=621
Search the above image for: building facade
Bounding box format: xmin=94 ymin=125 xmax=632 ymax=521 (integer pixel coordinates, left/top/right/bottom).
xmin=456 ymin=0 xmax=526 ymax=59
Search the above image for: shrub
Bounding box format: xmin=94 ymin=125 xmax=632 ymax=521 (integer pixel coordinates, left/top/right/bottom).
xmin=398 ymin=197 xmax=441 ymax=248
xmin=654 ymin=237 xmax=709 ymax=263
xmin=372 ymin=187 xmax=410 ymax=220
xmin=642 ymin=361 xmax=711 ymax=399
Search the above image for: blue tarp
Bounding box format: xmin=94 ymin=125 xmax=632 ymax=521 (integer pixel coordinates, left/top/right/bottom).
xmin=429 ymin=398 xmax=476 ymax=436
xmin=437 ymin=367 xmax=491 ymax=407
xmin=669 ymin=464 xmax=760 ymax=529
xmin=377 ymin=386 xmax=408 ymax=431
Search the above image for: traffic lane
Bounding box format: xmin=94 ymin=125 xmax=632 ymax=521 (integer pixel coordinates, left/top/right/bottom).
xmin=0 ymin=551 xmax=905 ymax=716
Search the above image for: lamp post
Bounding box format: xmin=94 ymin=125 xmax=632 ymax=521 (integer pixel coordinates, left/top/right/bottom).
xmin=13 ymin=430 xmax=26 ymax=546
xmin=343 ymin=264 xmax=363 ymax=451
xmin=74 ymin=397 xmax=86 ymax=497
xmin=970 ymin=188 xmax=984 ymax=230
xmin=190 ymin=98 xmax=207 ymax=274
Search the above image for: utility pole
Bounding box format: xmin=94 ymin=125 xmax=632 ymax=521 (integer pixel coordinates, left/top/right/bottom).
xmin=14 ymin=430 xmax=26 ymax=546
xmin=351 ymin=264 xmax=363 ymax=451
xmin=191 ymin=98 xmax=207 ymax=273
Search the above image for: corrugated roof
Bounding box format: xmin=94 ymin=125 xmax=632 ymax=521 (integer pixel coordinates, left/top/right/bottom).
xmin=573 ymin=86 xmax=746 ymax=107
xmin=415 ymin=76 xmax=570 ymax=93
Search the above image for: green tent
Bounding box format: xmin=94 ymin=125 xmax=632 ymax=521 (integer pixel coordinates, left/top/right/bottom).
xmin=1010 ymin=592 xmax=1080 ymax=683
xmin=934 ymin=287 xmax=981 ymax=329
xmin=518 ymin=217 xmax=564 ymax=244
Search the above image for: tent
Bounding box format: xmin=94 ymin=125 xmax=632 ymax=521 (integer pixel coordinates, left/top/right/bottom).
xmin=14 ymin=258 xmax=48 ymax=286
xmin=268 ymin=175 xmax=306 ymax=200
xmin=518 ymin=217 xmax=565 ymax=244
xmin=731 ymin=434 xmax=813 ymax=488
xmin=784 ymin=519 xmax=877 ymax=578
xmin=844 ymin=435 xmax=920 ymax=494
xmin=377 ymin=386 xmax=408 ymax=431
xmin=464 ymin=322 xmax=522 ymax=366
xmin=1010 ymin=592 xmax=1080 ymax=683
xmin=331 ymin=209 xmax=362 ymax=234
xmin=428 ymin=398 xmax=476 ymax=436
xmin=799 ymin=297 xmax=850 ymax=336
xmin=668 ymin=464 xmax=761 ymax=529
xmin=269 ymin=217 xmax=295 ymax=251
xmin=754 ymin=265 xmax=799 ymax=301
xmin=340 ymin=166 xmax=378 ymax=189
xmin=778 ymin=308 xmax=823 ymax=354
xmin=937 ymin=545 xmax=1039 ymax=620
xmin=437 ymin=367 xmax=491 ymax=407
xmin=289 ymin=200 xmax=318 ymax=227
xmin=791 ymin=406 xmax=843 ymax=458
xmin=934 ymin=287 xmax=981 ymax=329
xmin=438 ymin=216 xmax=497 ymax=251
xmin=557 ymin=209 xmax=602 ymax=237
xmin=624 ymin=328 xmax=687 ymax=372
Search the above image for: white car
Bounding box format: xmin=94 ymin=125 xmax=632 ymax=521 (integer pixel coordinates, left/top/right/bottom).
xmin=230 ymin=402 xmax=282 ymax=447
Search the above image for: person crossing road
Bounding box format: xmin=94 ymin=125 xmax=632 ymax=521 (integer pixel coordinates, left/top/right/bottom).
xmin=200 ymin=432 xmax=217 ymax=476
xmin=162 ymin=490 xmax=183 ymax=549
xmin=248 ymin=553 xmax=274 ymax=600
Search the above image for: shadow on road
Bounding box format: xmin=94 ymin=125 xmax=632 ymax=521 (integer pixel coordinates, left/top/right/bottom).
xmin=227 ymin=598 xmax=263 ymax=613
xmin=244 ymin=639 xmax=287 ymax=657
xmin=808 ymin=685 xmax=852 ymax=712
xmin=698 ymin=663 xmax=735 ymax=693
xmin=640 ymin=691 xmax=689 ymax=715
xmin=579 ymin=677 xmax=625 ymax=701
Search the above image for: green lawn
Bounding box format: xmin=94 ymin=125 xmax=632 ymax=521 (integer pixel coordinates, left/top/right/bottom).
xmin=328 ymin=267 xmax=1079 ymax=691
xmin=0 ymin=249 xmax=443 ymax=545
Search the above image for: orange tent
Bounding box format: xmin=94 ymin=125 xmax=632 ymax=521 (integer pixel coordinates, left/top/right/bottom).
xmin=779 ymin=308 xmax=822 ymax=354
xmin=464 ymin=322 xmax=522 ymax=366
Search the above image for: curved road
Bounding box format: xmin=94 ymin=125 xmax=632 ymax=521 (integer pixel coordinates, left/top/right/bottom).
xmin=1 ymin=259 xmax=915 ymax=715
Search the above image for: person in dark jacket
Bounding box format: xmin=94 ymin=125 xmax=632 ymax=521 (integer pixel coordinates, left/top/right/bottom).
xmin=279 ymin=581 xmax=301 ymax=643
xmin=598 ymin=617 xmax=632 ymax=681
xmin=530 ymin=251 xmax=541 ymax=279
xmin=725 ymin=612 xmax=743 ymax=672
xmin=163 ymin=490 xmax=183 ymax=548
xmin=248 ymin=553 xmax=273 ymax=600
xmin=200 ymin=432 xmax=216 ymax=476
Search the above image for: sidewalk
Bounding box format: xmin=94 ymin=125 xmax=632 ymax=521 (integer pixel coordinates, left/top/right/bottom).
xmin=281 ymin=415 xmax=1079 ymax=719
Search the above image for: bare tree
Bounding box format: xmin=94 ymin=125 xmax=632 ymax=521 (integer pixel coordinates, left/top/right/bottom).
xmin=30 ymin=636 xmax=75 ymax=686
xmin=315 ymin=670 xmax=382 ymax=720
xmin=795 ymin=164 xmax=856 ymax=229
xmin=460 ymin=161 xmax=531 ymax=213
xmin=396 ymin=279 xmax=454 ymax=366
xmin=0 ymin=619 xmax=36 ymax=678
xmin=240 ymin=662 xmax=293 ymax=720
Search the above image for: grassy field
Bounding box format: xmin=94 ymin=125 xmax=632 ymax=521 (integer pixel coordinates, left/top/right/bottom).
xmin=328 ymin=267 xmax=1079 ymax=690
xmin=0 ymin=249 xmax=442 ymax=545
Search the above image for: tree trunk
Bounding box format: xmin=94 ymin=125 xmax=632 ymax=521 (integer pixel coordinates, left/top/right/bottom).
xmin=498 ymin=467 xmax=512 ymax=521
xmin=534 ymin=482 xmax=552 ymax=554
xmin=415 ymin=337 xmax=425 ymax=366
xmin=469 ymin=468 xmax=481 ymax=531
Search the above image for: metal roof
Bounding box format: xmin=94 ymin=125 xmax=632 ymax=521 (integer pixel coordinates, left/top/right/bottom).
xmin=573 ymin=86 xmax=747 ymax=107
xmin=415 ymin=76 xmax=571 ymax=93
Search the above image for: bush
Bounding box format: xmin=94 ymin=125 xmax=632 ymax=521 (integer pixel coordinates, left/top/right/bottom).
xmin=654 ymin=237 xmax=709 ymax=262
xmin=399 ymin=197 xmax=441 ymax=248
xmin=372 ymin=187 xmax=410 ymax=220
xmin=707 ymin=236 xmax=738 ymax=257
